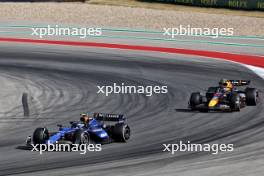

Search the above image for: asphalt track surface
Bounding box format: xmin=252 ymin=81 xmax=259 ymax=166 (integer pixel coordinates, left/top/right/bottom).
xmin=0 ymin=43 xmax=264 ymax=176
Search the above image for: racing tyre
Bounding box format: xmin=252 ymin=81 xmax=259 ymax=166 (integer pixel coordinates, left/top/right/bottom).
xmin=113 ymin=123 xmax=130 ymax=142
xmin=189 ymin=92 xmax=201 ymax=110
xmin=230 ymin=93 xmax=240 ymax=112
xmin=32 ymin=127 xmax=49 ymax=145
xmin=73 ymin=130 xmax=90 ymax=145
xmin=246 ymin=88 xmax=258 ymax=106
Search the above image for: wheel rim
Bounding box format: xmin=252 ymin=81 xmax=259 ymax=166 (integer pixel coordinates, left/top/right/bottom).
xmin=124 ymin=127 xmax=130 ymax=140
xmin=41 ymin=128 xmax=49 ymax=143
xmin=236 ymin=97 xmax=240 ymax=111
xmin=81 ymin=133 xmax=89 ymax=144
xmin=255 ymin=91 xmax=258 ymax=103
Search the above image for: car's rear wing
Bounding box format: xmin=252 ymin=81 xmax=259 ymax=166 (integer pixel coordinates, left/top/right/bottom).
xmin=229 ymin=80 xmax=250 ymax=86
xmin=93 ymin=113 xmax=126 ymax=123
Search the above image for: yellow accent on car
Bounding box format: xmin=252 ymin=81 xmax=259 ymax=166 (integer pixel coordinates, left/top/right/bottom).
xmin=209 ymin=99 xmax=219 ymax=107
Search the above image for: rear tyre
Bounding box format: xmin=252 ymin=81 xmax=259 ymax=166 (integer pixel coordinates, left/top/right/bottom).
xmin=230 ymin=93 xmax=240 ymax=112
xmin=189 ymin=92 xmax=201 ymax=110
xmin=246 ymin=88 xmax=258 ymax=106
xmin=33 ymin=127 xmax=49 ymax=145
xmin=112 ymin=123 xmax=130 ymax=142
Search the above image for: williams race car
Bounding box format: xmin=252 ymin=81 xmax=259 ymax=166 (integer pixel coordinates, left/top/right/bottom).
xmin=189 ymin=79 xmax=259 ymax=112
xmin=26 ymin=113 xmax=131 ymax=145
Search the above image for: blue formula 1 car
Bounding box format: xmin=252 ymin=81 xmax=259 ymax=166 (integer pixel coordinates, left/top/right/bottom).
xmin=26 ymin=113 xmax=131 ymax=145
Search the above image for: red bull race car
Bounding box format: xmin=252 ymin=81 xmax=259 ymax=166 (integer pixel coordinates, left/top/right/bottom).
xmin=189 ymin=79 xmax=259 ymax=112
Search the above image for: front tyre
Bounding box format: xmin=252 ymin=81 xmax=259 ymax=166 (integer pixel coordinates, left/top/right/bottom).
xmin=32 ymin=127 xmax=49 ymax=145
xmin=189 ymin=92 xmax=201 ymax=110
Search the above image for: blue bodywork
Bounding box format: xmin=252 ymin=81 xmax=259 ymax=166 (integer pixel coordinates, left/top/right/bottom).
xmin=46 ymin=119 xmax=109 ymax=144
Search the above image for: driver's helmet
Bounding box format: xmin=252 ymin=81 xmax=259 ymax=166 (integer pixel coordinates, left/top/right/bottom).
xmin=219 ymin=79 xmax=233 ymax=91
xmin=80 ymin=113 xmax=89 ymax=124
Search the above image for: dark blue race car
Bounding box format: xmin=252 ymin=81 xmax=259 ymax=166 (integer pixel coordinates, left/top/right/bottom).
xmin=26 ymin=113 xmax=131 ymax=145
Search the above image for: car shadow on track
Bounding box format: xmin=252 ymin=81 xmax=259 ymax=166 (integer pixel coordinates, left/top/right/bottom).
xmin=16 ymin=145 xmax=32 ymax=150
xmin=175 ymin=108 xmax=194 ymax=113
xmin=175 ymin=108 xmax=233 ymax=113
